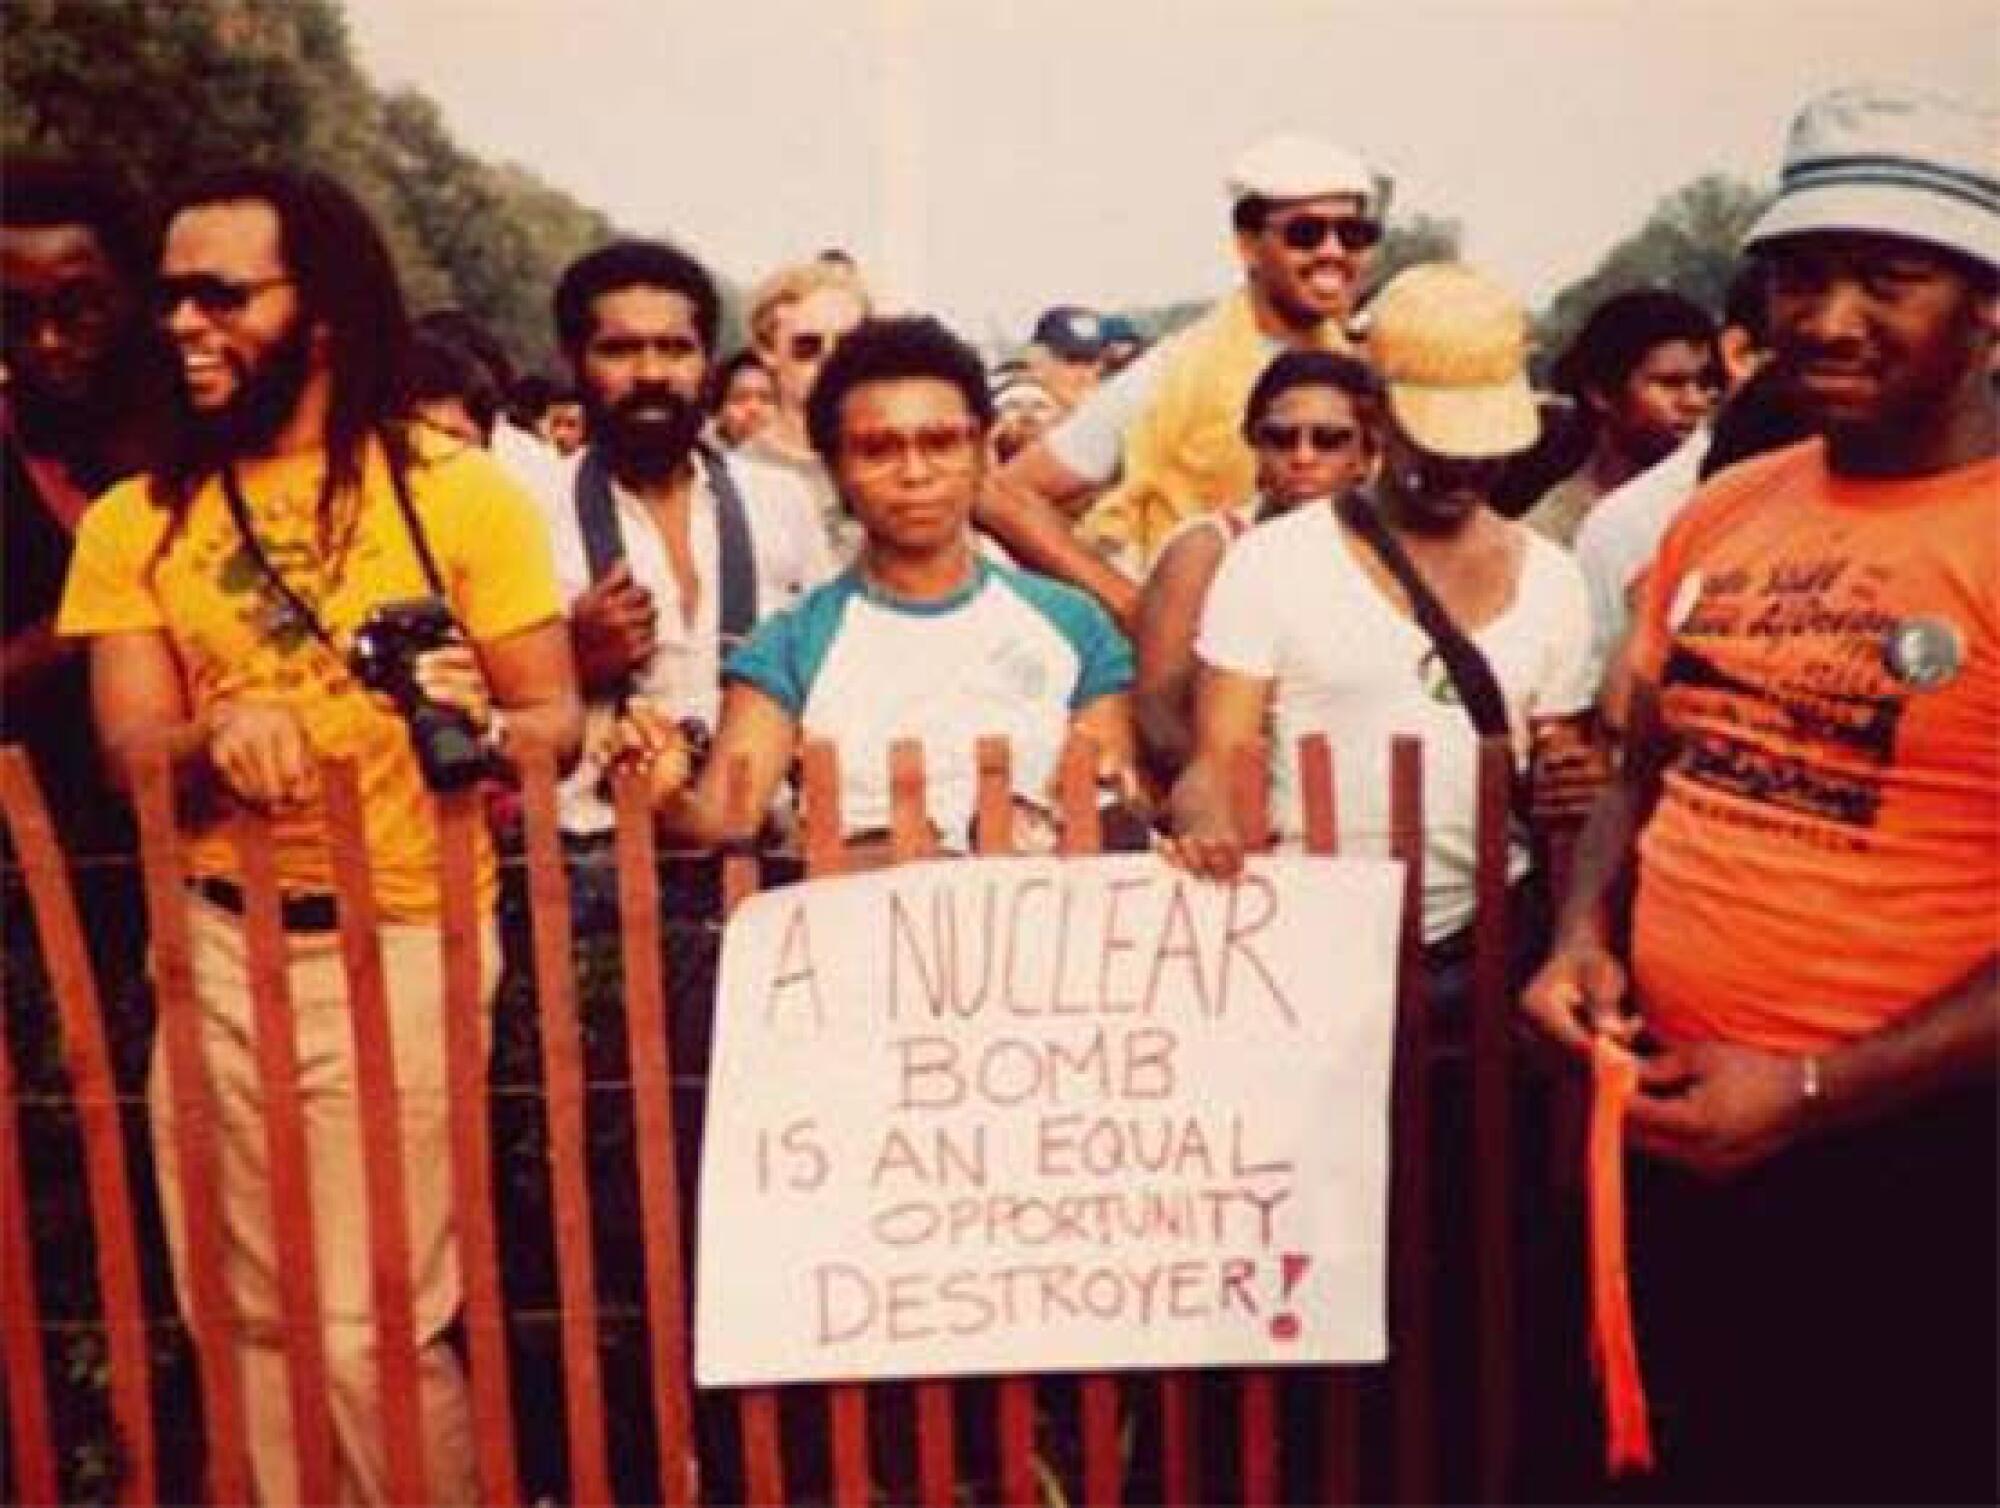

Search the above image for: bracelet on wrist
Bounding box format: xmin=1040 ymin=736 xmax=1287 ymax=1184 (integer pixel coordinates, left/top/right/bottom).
xmin=1799 ymin=1053 xmax=1825 ymax=1111
xmin=479 ymin=707 xmax=512 ymax=762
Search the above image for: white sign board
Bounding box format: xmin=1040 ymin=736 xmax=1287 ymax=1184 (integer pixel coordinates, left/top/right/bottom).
xmin=694 ymin=854 xmax=1402 ymax=1386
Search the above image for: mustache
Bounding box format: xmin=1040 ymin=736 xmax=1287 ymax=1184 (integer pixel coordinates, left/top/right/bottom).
xmin=611 ymin=384 xmax=695 ymax=421
xmin=181 ymin=334 xmax=312 ymax=460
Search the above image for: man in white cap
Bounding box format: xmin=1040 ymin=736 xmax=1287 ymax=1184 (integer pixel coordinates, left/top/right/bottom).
xmin=1524 ymin=84 xmax=1997 ymax=1501
xmin=974 ymin=131 xmax=1383 ymax=626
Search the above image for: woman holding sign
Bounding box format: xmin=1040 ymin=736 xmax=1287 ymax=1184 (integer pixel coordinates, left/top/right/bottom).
xmin=617 ymin=315 xmax=1139 ymax=855
xmin=1162 ymin=262 xmax=1600 ymax=962
xmin=1164 ymin=262 xmax=1606 ymax=1505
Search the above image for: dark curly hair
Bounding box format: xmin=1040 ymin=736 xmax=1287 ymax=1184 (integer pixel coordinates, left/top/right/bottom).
xmin=1241 ymin=348 xmax=1384 ymax=439
xmin=805 ymin=315 xmax=993 ymax=465
xmin=1549 ymin=287 xmax=1716 ymax=404
xmin=1 ymin=157 xmax=154 ymax=283
xmin=553 ymin=239 xmax=719 ymax=358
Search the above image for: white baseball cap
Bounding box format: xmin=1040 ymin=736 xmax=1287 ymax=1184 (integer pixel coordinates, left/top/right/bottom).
xmin=1745 ymin=84 xmax=1999 ymax=267
xmin=1227 ymin=132 xmax=1379 ymax=208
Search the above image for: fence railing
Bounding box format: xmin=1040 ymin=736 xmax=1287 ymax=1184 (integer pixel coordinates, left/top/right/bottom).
xmin=0 ymin=731 xmax=1567 ymax=1506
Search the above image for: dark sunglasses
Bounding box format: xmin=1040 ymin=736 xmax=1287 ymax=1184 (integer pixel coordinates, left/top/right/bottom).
xmin=1254 ymin=420 xmax=1360 ymax=454
xmin=787 ymin=330 xmax=843 ymax=362
xmin=149 ymin=273 xmax=292 ymax=321
xmin=1270 ymin=214 xmax=1383 ymax=254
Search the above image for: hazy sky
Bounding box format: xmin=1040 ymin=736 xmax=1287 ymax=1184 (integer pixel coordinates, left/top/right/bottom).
xmin=343 ymin=0 xmax=1996 ymax=345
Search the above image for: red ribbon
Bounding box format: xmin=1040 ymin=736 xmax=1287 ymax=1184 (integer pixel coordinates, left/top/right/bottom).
xmin=1589 ymin=1035 xmax=1656 ymax=1475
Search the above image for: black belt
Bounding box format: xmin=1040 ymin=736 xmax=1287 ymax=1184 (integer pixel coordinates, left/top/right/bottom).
xmin=190 ymin=876 xmax=341 ymax=933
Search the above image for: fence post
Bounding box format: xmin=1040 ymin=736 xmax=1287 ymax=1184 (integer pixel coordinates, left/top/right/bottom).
xmin=721 ymin=752 xmax=790 ymax=1508
xmin=1227 ymin=744 xmax=1282 ymax=1508
xmin=1296 ymin=733 xmax=1361 ymax=1508
xmin=516 ymin=743 xmax=613 ymax=1507
xmin=798 ymin=740 xmax=875 ymax=1508
xmin=971 ymin=738 xmax=1044 ymax=1508
xmin=0 ymin=1007 xmax=58 ymax=1505
xmin=1386 ymin=737 xmax=1437 ymax=1507
xmin=436 ymin=789 xmax=521 ymax=1505
xmin=321 ymin=758 xmax=430 ymax=1505
xmin=0 ymin=749 xmax=157 ymax=1503
xmin=1054 ymin=737 xmax=1125 ymax=1508
xmin=129 ymin=753 xmax=252 ymax=1504
xmin=230 ymin=811 xmax=339 ymax=1504
xmin=1472 ymin=739 xmax=1519 ymax=1502
xmin=610 ymin=769 xmax=700 ymax=1507
xmin=887 ymin=740 xmax=961 ymax=1508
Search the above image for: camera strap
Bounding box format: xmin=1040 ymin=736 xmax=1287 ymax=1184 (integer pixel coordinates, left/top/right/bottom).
xmin=574 ymin=438 xmax=757 ymax=643
xmin=220 ymin=437 xmax=449 ymax=659
xmin=220 ymin=464 xmax=345 ymax=659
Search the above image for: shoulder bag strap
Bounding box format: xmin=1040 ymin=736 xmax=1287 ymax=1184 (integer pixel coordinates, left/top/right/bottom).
xmin=697 ymin=439 xmax=757 ymax=650
xmin=1335 ymin=489 xmax=1513 ymax=741
xmin=223 ymin=442 xmax=453 ymax=654
xmin=573 ymin=444 xmax=627 ymax=584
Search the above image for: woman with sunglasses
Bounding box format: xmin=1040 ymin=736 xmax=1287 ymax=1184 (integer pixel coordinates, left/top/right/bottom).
xmin=1132 ymin=349 xmax=1380 ymax=784
xmin=1164 ymin=268 xmax=1602 ymax=1507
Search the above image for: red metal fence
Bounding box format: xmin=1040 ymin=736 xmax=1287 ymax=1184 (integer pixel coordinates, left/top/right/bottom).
xmin=0 ymin=732 xmax=1559 ymax=1505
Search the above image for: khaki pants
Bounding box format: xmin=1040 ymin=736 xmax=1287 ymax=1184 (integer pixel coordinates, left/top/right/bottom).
xmin=152 ymin=897 xmax=498 ymax=1505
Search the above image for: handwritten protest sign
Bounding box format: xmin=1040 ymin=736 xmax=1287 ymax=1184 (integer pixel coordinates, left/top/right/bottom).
xmin=694 ymin=854 xmax=1402 ymax=1386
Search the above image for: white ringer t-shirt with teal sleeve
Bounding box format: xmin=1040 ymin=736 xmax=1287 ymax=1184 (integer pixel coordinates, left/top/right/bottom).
xmin=725 ymin=559 xmax=1134 ymax=842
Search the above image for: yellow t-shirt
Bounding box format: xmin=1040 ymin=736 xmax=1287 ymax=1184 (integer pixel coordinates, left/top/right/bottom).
xmin=59 ymin=431 xmax=561 ymax=921
xmin=1078 ymin=291 xmax=1351 ymax=566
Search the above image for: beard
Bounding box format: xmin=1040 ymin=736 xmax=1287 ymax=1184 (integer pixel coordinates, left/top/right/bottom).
xmin=181 ymin=319 xmax=315 ymax=464
xmin=586 ymin=382 xmax=704 ymax=482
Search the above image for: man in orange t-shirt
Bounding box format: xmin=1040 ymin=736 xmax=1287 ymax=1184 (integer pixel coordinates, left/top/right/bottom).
xmin=1524 ymin=85 xmax=1996 ymax=1501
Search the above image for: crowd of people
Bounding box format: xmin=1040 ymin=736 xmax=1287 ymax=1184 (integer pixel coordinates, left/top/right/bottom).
xmin=2 ymin=77 xmax=1994 ymax=1506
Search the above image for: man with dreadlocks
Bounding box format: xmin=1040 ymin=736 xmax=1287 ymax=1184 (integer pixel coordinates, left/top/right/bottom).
xmin=60 ymin=166 xmax=581 ymax=1504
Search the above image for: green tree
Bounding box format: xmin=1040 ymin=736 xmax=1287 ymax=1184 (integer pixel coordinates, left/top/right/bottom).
xmin=379 ymin=92 xmax=545 ymax=357
xmin=1537 ymin=173 xmax=1769 ymax=359
xmin=1365 ymin=211 xmax=1463 ymax=300
xmin=3 ymin=0 xmax=623 ymax=375
xmin=3 ymin=0 xmax=309 ymax=200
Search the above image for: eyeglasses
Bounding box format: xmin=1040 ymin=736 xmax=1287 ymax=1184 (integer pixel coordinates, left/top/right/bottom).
xmin=150 ymin=273 xmax=292 ymax=321
xmin=1269 ymin=214 xmax=1383 ymax=255
xmin=787 ymin=330 xmax=845 ymax=363
xmin=1253 ymin=420 xmax=1360 ymax=454
xmin=5 ymin=281 xmax=119 ymax=338
xmin=842 ymin=421 xmax=982 ymax=472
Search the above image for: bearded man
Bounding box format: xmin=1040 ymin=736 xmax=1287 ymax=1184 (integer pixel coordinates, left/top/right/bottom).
xmin=527 ymin=240 xmax=836 ymax=848
xmin=59 ymin=165 xmax=580 ymax=1504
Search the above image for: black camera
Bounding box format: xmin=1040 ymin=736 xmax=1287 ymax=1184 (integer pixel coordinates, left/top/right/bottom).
xmin=349 ymin=597 xmax=493 ymax=792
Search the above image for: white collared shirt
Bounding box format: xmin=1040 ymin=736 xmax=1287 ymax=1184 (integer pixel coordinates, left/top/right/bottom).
xmin=524 ymin=446 xmax=835 ymax=834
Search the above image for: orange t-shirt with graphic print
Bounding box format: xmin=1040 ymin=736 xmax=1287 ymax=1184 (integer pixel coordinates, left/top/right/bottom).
xmin=1628 ymin=439 xmax=1998 ymax=1053
xmin=59 ymin=431 xmax=561 ymax=921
